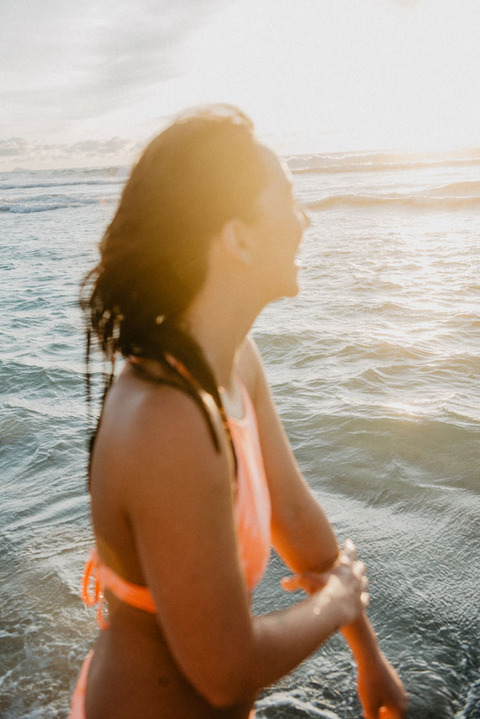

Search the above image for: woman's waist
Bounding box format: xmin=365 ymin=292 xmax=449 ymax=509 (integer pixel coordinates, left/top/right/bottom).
xmin=89 ymin=628 xmax=254 ymax=719
xmin=90 ymin=624 xmax=199 ymax=708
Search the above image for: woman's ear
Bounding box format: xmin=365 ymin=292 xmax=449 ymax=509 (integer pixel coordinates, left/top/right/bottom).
xmin=219 ymin=219 xmax=254 ymax=265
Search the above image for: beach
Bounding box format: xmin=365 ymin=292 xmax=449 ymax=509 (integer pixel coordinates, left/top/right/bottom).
xmin=1 ymin=150 xmax=479 ymax=718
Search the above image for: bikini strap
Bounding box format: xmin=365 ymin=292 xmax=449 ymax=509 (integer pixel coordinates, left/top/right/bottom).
xmin=131 ymin=354 xmax=238 ymax=474
xmin=129 ymin=357 xmax=221 ymax=453
xmin=81 ymin=547 xmax=157 ymax=627
xmin=82 ymin=547 xmax=110 ymax=629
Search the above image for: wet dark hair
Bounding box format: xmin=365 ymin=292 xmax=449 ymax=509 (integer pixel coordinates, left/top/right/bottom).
xmin=80 ymin=105 xmax=269 ymax=468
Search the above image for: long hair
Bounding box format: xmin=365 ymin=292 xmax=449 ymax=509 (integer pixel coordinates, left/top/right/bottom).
xmin=80 ymin=105 xmax=268 ymax=467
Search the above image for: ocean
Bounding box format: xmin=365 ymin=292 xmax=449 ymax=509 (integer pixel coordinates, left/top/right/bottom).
xmin=1 ymin=148 xmax=479 ymax=718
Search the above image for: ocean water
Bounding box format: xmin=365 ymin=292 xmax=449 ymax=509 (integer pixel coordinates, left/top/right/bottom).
xmin=1 ymin=149 xmax=479 ymax=718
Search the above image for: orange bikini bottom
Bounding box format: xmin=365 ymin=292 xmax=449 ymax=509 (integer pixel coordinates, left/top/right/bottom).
xmin=69 ymin=651 xmax=93 ymax=718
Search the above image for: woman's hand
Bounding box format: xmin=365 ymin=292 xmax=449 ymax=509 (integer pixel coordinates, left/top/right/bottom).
xmin=321 ymin=540 xmax=370 ymax=627
xmin=282 ymin=540 xmax=370 ymax=627
xmin=356 ymin=651 xmax=408 ymax=719
xmin=282 ymin=541 xmax=406 ymax=718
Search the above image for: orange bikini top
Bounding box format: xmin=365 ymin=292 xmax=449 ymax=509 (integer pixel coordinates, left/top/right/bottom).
xmin=82 ymin=378 xmax=271 ymax=627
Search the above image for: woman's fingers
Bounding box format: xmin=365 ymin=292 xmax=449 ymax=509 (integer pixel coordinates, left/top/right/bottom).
xmin=281 ymin=571 xmax=328 ymax=594
xmin=360 ymin=590 xmax=370 ymax=609
xmin=378 ymin=707 xmax=402 ymax=719
xmin=352 ymin=560 xmax=368 ymax=588
xmin=339 ymin=543 xmax=370 ymax=610
xmin=355 ymin=558 xmax=370 ymax=609
xmin=280 ymin=575 xmax=303 ymax=592
xmin=342 ymin=538 xmax=358 ymax=561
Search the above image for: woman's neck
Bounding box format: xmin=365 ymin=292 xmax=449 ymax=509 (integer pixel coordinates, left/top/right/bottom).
xmin=182 ymin=289 xmax=258 ymax=393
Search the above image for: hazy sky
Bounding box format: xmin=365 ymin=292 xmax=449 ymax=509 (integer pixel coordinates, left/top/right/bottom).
xmin=1 ymin=0 xmax=479 ymax=169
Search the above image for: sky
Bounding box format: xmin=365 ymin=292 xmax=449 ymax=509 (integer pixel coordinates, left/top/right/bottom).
xmin=1 ymin=0 xmax=479 ymax=170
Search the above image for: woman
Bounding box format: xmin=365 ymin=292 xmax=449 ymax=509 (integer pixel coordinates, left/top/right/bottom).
xmin=72 ymin=106 xmax=408 ymax=719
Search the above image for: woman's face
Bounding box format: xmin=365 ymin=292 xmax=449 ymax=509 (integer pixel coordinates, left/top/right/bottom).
xmin=250 ymin=147 xmax=309 ymax=301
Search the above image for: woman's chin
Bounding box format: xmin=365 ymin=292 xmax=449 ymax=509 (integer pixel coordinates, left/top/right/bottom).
xmin=283 ymin=274 xmax=301 ymax=299
xmin=265 ymin=266 xmax=301 ymax=303
xmin=289 ymin=265 xmax=302 ymax=296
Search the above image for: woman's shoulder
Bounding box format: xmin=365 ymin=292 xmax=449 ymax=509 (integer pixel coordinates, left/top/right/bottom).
xmin=95 ymin=363 xmax=227 ymax=478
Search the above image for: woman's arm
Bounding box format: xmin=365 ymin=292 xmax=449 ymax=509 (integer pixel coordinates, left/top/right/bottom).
xmin=238 ymin=336 xmax=341 ymax=572
xmin=240 ymin=337 xmax=408 ymax=719
xmin=108 ymin=382 xmax=367 ymax=709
